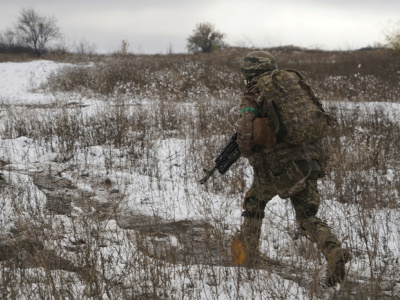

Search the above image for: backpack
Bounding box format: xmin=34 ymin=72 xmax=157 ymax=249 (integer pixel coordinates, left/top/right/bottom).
xmin=256 ymin=69 xmax=331 ymax=145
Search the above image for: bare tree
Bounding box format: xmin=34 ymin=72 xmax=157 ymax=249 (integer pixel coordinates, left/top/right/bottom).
xmin=384 ymin=20 xmax=400 ymax=53
xmin=0 ymin=29 xmax=16 ymax=49
xmin=75 ymin=38 xmax=97 ymax=55
xmin=13 ymin=8 xmax=61 ymax=57
xmin=187 ymin=23 xmax=226 ymax=53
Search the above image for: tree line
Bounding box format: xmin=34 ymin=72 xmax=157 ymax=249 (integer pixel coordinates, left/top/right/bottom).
xmin=1 ymin=8 xmax=399 ymax=57
xmin=0 ymin=8 xmax=227 ymax=57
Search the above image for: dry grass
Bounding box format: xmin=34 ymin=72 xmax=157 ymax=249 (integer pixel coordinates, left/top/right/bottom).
xmin=0 ymin=47 xmax=400 ymax=299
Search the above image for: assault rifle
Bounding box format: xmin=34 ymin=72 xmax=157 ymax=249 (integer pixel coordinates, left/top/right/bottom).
xmin=199 ymin=133 xmax=241 ymax=184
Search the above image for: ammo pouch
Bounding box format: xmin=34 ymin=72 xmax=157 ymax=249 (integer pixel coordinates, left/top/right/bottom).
xmin=252 ymin=118 xmax=276 ymax=150
xmin=269 ymin=160 xmax=308 ymax=199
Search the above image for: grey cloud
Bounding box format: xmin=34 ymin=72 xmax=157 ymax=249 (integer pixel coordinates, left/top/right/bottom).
xmin=1 ymin=0 xmax=399 ymax=53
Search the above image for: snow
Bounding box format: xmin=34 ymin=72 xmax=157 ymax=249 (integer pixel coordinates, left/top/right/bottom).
xmin=0 ymin=136 xmax=56 ymax=170
xmin=0 ymin=60 xmax=399 ymax=299
xmin=0 ymin=171 xmax=47 ymax=230
xmin=0 ymin=60 xmax=68 ymax=105
xmin=324 ymin=100 xmax=400 ymax=124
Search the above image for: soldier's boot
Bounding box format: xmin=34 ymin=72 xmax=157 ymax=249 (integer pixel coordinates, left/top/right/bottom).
xmin=297 ymin=216 xmax=351 ymax=286
xmin=231 ymin=211 xmax=264 ymax=268
xmin=326 ymin=247 xmax=351 ymax=286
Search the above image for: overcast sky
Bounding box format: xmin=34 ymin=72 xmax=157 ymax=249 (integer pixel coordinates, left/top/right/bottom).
xmin=1 ymin=0 xmax=399 ymax=54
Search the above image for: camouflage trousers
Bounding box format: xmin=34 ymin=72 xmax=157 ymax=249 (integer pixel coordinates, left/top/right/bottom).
xmin=240 ymin=157 xmax=342 ymax=262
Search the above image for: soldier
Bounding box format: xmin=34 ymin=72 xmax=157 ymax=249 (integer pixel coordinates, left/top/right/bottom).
xmin=234 ymin=51 xmax=350 ymax=286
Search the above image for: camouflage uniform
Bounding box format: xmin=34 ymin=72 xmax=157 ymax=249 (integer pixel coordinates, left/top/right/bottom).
xmin=236 ymin=51 xmax=350 ymax=286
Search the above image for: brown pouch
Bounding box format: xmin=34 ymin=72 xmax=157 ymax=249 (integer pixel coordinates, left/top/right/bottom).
xmin=253 ymin=118 xmax=276 ymax=150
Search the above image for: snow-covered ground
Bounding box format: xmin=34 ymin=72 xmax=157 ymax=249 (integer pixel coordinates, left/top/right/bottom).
xmin=0 ymin=60 xmax=399 ymax=299
xmin=0 ymin=60 xmax=67 ymax=104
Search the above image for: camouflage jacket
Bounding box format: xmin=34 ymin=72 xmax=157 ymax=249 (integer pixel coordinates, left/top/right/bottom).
xmin=237 ymin=71 xmax=327 ymax=175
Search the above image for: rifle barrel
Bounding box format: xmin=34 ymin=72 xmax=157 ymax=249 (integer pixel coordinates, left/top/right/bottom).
xmin=199 ymin=166 xmax=217 ymax=184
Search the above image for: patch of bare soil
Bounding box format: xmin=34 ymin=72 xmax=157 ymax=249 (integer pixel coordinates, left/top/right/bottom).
xmin=117 ymin=213 xmax=232 ymax=267
xmin=0 ymin=102 xmax=89 ymax=110
xmin=0 ymin=237 xmax=78 ymax=272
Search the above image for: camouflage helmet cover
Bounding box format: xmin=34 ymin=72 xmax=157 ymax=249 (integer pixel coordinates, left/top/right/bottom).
xmin=241 ymin=51 xmax=278 ymax=77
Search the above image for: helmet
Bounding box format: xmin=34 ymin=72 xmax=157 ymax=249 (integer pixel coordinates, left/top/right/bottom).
xmin=241 ymin=51 xmax=277 ymax=77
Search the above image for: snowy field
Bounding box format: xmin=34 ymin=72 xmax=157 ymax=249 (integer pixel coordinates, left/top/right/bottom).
xmin=0 ymin=59 xmax=399 ymax=299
